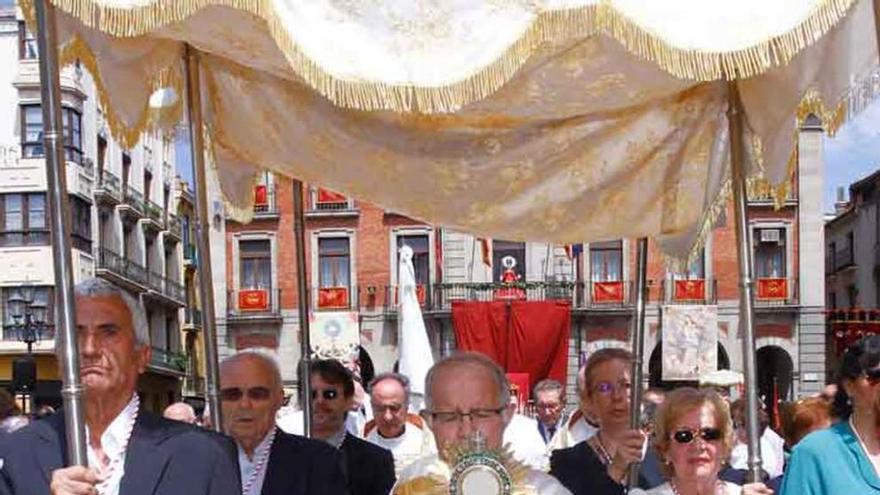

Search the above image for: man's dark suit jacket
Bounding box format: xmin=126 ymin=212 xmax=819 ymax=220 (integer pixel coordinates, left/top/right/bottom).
xmin=261 ymin=429 xmax=346 ymax=495
xmin=0 ymin=411 xmax=240 ymax=495
xmin=340 ymin=432 xmax=395 ymax=495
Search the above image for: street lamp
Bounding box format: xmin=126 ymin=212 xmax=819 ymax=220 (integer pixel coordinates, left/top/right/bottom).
xmin=6 ymin=288 xmax=51 ymax=414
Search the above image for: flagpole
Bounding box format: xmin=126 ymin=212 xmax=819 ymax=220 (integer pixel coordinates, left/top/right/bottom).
xmin=34 ymin=0 xmax=87 ymax=466
xmin=627 ymin=237 xmax=649 ymax=487
xmin=293 ymin=180 xmax=313 ymax=437
xmin=184 ymin=45 xmax=223 ymax=431
xmin=728 ymin=80 xmax=764 ymax=483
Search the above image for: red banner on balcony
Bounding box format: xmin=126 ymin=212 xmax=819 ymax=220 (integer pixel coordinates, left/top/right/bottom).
xmin=317 ymin=188 xmax=347 ymax=204
xmin=319 ymin=287 xmax=350 ymax=309
xmin=239 ymin=289 xmax=268 ymax=311
xmin=674 ymin=279 xmax=705 ymax=300
xmin=593 ymin=281 xmax=624 ymax=303
xmin=757 ymin=278 xmax=787 ymax=300
xmin=254 ymin=184 xmax=268 ymax=206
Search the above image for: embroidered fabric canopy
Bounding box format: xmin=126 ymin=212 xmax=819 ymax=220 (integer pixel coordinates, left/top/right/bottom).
xmin=26 ymin=0 xmax=880 ymax=259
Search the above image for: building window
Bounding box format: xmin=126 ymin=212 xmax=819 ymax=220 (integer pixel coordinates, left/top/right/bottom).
xmin=590 ymin=240 xmax=623 ymax=281
xmin=492 ymin=240 xmax=526 ymax=282
xmin=754 ymin=227 xmax=786 ymax=278
xmin=239 ymin=239 xmax=271 ymax=289
xmin=144 ymin=171 xmax=153 ymax=203
xmin=18 ymin=22 xmax=37 ymax=60
xmin=319 ymin=238 xmax=351 ymax=289
xmin=673 ymin=250 xmax=705 ymax=280
xmin=97 ymin=135 xmax=107 ymax=178
xmin=21 ymin=105 xmax=83 ymax=163
xmin=829 ymin=292 xmax=836 ymax=309
xmin=70 ymin=196 xmax=92 ymax=252
xmin=122 ymin=152 xmax=131 ymax=190
xmin=397 ymin=234 xmax=430 ymax=286
xmin=2 ymin=286 xmax=53 ymax=340
xmin=0 ymin=193 xmax=48 ymax=247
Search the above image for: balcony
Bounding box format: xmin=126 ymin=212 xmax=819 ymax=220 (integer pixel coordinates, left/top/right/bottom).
xmin=66 ymin=158 xmax=94 ymax=200
xmin=428 ymin=281 xmax=577 ymax=311
xmin=227 ymin=288 xmax=282 ymax=323
xmin=183 ymin=243 xmax=198 ymax=270
xmin=119 ymin=185 xmax=145 ymax=222
xmin=163 ymin=215 xmax=182 ymax=244
xmin=143 ymin=200 xmax=165 ymax=233
xmin=252 ymin=184 xmax=279 ymax=219
xmin=755 ymin=277 xmax=798 ymax=307
xmin=94 ymin=169 xmax=121 ymax=205
xmin=144 ymin=270 xmax=186 ymax=307
xmin=307 ymin=188 xmax=359 ymax=218
xmin=662 ymin=279 xmax=718 ymax=305
xmin=149 ymin=346 xmax=187 ymax=375
xmin=94 ymin=246 xmax=147 ymax=292
xmin=183 ymin=308 xmax=202 ymax=331
xmin=183 ymin=374 xmax=205 ymax=397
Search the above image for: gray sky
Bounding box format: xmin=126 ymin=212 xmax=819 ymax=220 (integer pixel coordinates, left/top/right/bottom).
xmin=823 ymin=99 xmax=880 ymax=212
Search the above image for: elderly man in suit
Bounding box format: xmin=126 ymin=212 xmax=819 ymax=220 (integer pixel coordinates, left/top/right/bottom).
xmin=219 ymin=351 xmax=346 ymax=495
xmin=309 ymin=359 xmax=396 ymax=495
xmin=0 ymin=278 xmax=240 ymax=495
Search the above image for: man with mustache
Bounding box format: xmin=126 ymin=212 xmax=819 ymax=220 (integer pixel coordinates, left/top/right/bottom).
xmin=219 ymin=352 xmax=345 ymax=495
xmin=0 ymin=278 xmax=240 ymax=495
xmin=309 ymin=359 xmax=395 ymax=495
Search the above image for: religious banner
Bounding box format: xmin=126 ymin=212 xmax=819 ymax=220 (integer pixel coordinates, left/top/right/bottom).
xmin=238 ymin=289 xmax=268 ymax=311
xmin=317 ymin=188 xmax=348 ymax=205
xmin=662 ymin=305 xmax=718 ymax=381
xmin=674 ymin=280 xmax=706 ymax=301
xmin=757 ymin=278 xmax=788 ymax=300
xmin=253 ymin=184 xmax=268 ymax=206
xmin=310 ymin=311 xmax=360 ymax=362
xmin=318 ymin=286 xmax=350 ymax=309
xmin=592 ymin=281 xmax=624 ymax=303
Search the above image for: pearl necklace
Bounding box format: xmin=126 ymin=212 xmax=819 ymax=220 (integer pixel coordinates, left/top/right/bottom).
xmin=669 ymin=480 xmax=727 ymax=495
xmin=94 ymin=395 xmax=139 ymax=495
xmin=592 ymin=433 xmax=613 ymax=465
xmin=242 ymin=428 xmax=277 ymax=495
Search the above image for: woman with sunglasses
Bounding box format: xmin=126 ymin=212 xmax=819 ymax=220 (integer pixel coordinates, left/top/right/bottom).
xmin=779 ymin=335 xmax=880 ymax=494
xmin=631 ymin=387 xmax=772 ymax=495
xmin=550 ymin=348 xmax=656 ymax=494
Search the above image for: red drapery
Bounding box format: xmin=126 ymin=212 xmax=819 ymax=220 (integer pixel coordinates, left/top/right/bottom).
xmin=451 ymin=301 xmax=570 ymax=388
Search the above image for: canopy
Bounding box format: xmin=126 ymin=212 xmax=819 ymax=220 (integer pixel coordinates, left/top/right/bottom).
xmin=23 ymin=0 xmax=880 ymax=259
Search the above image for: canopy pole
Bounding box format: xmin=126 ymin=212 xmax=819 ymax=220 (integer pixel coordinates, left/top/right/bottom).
xmin=727 ymin=80 xmax=763 ymax=483
xmin=184 ymin=46 xmax=222 ymax=431
xmin=292 ymin=180 xmax=312 ymax=437
xmin=34 ymin=0 xmax=87 ymax=467
xmin=873 ymin=0 xmax=880 ymax=57
xmin=627 ymin=237 xmax=649 ymax=487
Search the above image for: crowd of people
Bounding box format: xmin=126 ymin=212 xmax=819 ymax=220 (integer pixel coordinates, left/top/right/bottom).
xmin=0 ymin=276 xmax=877 ymax=494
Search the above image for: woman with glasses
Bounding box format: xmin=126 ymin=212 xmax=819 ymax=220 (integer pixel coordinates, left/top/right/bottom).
xmin=779 ymin=335 xmax=880 ymax=494
xmin=631 ymin=387 xmax=772 ymax=495
xmin=550 ymin=348 xmax=656 ymax=494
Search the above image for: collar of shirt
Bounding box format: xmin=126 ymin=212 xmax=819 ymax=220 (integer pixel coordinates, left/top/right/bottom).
xmin=238 ymin=428 xmax=277 ymax=495
xmin=85 ymin=394 xmax=139 ymax=495
xmin=324 ymin=425 xmax=347 ymax=449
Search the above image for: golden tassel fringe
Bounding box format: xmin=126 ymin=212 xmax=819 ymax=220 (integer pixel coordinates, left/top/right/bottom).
xmin=19 ymin=0 xmax=859 ymax=114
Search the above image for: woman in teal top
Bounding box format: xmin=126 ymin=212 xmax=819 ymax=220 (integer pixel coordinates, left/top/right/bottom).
xmin=780 ymin=336 xmax=880 ymax=494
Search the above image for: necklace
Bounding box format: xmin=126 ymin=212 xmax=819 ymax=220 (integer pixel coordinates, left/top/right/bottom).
xmin=242 ymin=428 xmax=277 ymax=495
xmin=669 ymin=480 xmax=727 ymax=495
xmin=849 ymin=415 xmax=880 ymax=476
xmin=593 ymin=432 xmax=613 ymax=465
xmin=93 ymin=394 xmax=139 ymax=495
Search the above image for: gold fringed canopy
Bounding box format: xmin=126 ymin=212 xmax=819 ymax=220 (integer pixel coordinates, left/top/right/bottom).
xmin=23 ymin=0 xmax=880 ymax=261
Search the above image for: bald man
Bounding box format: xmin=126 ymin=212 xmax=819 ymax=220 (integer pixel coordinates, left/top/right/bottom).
xmin=164 ymin=402 xmax=197 ymax=424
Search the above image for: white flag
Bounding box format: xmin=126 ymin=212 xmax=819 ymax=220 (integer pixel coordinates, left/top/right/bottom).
xmin=398 ymin=245 xmax=434 ymax=412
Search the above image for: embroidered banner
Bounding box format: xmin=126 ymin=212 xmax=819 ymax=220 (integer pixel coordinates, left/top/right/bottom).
xmin=662 ymin=305 xmax=718 ymax=381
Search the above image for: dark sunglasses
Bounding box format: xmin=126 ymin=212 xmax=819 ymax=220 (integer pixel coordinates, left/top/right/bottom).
xmin=864 ymin=368 xmax=880 ymax=385
xmin=219 ymin=386 xmax=271 ymax=402
xmin=311 ymin=388 xmax=340 ymax=401
xmin=672 ymin=427 xmax=723 ymax=444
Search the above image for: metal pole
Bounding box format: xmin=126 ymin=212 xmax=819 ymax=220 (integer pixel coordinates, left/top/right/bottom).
xmin=873 ymin=0 xmax=880 ymax=58
xmin=292 ymin=180 xmax=312 ymax=437
xmin=184 ymin=46 xmax=222 ymax=431
xmin=728 ymin=80 xmax=763 ymax=483
xmin=34 ymin=0 xmax=87 ymax=467
xmin=627 ymin=237 xmax=649 ymax=487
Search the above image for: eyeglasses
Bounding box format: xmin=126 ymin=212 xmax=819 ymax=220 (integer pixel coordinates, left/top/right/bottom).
xmin=219 ymin=386 xmax=271 ymax=402
xmin=372 ymin=403 xmax=404 ymax=414
xmin=593 ymin=380 xmax=632 ymax=396
xmin=863 ymin=368 xmax=880 ymax=386
xmin=671 ymin=427 xmax=723 ymax=444
xmin=427 ymin=407 xmax=505 ymax=425
xmin=311 ymin=388 xmax=340 ymax=401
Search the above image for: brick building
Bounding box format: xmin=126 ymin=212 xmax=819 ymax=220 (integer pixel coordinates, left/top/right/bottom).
xmin=212 ymin=124 xmax=828 ymax=408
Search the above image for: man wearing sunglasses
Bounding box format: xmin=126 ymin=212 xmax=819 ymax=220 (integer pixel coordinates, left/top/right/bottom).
xmin=219 ymin=352 xmax=346 ymax=495
xmin=308 ymin=359 xmax=395 ymax=495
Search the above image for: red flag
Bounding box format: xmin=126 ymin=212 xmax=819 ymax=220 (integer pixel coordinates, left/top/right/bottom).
xmin=480 ymin=238 xmax=492 ymax=267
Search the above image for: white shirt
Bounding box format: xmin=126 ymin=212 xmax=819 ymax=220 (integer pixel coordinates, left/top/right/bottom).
xmin=85 ymin=394 xmax=139 ymax=495
xmin=548 ymin=413 xmax=598 ymax=452
xmin=277 ymin=408 xmax=363 ymax=437
xmin=630 ymin=481 xmax=742 ymax=495
xmin=365 ymin=425 xmax=436 ymax=476
xmin=729 ymin=428 xmax=785 ymax=478
xmin=238 ymin=430 xmax=276 ymax=495
xmin=503 ymin=414 xmax=551 ymax=471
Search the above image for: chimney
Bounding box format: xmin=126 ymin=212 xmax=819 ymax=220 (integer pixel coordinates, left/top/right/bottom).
xmin=835 ymin=186 xmax=849 ymax=215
